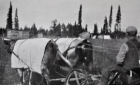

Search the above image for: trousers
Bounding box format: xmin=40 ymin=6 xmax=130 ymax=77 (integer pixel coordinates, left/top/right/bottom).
xmin=98 ymin=65 xmax=128 ymax=85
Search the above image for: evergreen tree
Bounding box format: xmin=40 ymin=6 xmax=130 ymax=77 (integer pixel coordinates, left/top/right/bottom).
xmin=67 ymin=23 xmax=73 ymax=37
xmin=1 ymin=28 xmax=7 ymax=37
xmin=109 ymin=5 xmax=113 ymax=28
xmin=114 ymin=5 xmax=121 ymax=39
xmin=24 ymin=25 xmax=30 ymax=31
xmin=85 ymin=24 xmax=88 ymax=32
xmin=78 ymin=4 xmax=82 ymax=33
xmin=55 ymin=23 xmax=61 ymax=37
xmin=68 ymin=23 xmax=75 ymax=37
xmin=45 ymin=29 xmax=48 ymax=36
xmin=116 ymin=5 xmax=121 ymax=23
xmin=73 ymin=21 xmax=79 ymax=37
xmin=48 ymin=29 xmax=54 ymax=36
xmin=0 ymin=28 xmax=2 ymax=37
xmin=30 ymin=23 xmax=38 ymax=37
xmin=51 ymin=19 xmax=57 ymax=36
xmin=93 ymin=23 xmax=98 ymax=35
xmin=38 ymin=27 xmax=46 ymax=36
xmin=103 ymin=16 xmax=108 ymax=34
xmin=100 ymin=28 xmax=103 ymax=34
xmin=6 ymin=1 xmax=13 ymax=30
xmin=14 ymin=8 xmax=19 ymax=30
xmin=61 ymin=23 xmax=67 ymax=37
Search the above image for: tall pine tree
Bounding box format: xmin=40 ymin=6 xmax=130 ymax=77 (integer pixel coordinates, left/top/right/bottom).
xmin=55 ymin=23 xmax=61 ymax=37
xmin=85 ymin=24 xmax=88 ymax=32
xmin=93 ymin=23 xmax=98 ymax=35
xmin=115 ymin=5 xmax=121 ymax=37
xmin=78 ymin=4 xmax=82 ymax=34
xmin=61 ymin=23 xmax=67 ymax=37
xmin=14 ymin=8 xmax=19 ymax=30
xmin=24 ymin=25 xmax=30 ymax=31
xmin=6 ymin=1 xmax=13 ymax=30
xmin=67 ymin=23 xmax=73 ymax=37
xmin=73 ymin=21 xmax=79 ymax=37
xmin=51 ymin=19 xmax=57 ymax=36
xmin=109 ymin=5 xmax=113 ymax=29
xmin=30 ymin=23 xmax=38 ymax=37
xmin=116 ymin=5 xmax=121 ymax=23
xmin=103 ymin=16 xmax=108 ymax=34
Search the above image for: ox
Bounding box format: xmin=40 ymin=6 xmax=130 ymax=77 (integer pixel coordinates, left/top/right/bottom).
xmin=54 ymin=38 xmax=93 ymax=73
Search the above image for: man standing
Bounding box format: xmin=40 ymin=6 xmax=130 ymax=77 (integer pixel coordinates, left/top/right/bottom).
xmin=98 ymin=26 xmax=140 ymax=85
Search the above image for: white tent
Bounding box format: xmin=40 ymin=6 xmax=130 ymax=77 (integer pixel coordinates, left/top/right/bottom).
xmin=98 ymin=35 xmax=111 ymax=39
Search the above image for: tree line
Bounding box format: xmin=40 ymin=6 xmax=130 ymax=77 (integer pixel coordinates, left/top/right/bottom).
xmin=2 ymin=2 xmax=87 ymax=38
xmin=2 ymin=2 xmax=126 ymax=39
xmin=93 ymin=5 xmax=126 ymax=39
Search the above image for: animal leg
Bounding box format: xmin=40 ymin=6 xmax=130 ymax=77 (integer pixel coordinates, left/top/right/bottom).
xmin=17 ymin=68 xmax=24 ymax=85
xmin=29 ymin=70 xmax=32 ymax=85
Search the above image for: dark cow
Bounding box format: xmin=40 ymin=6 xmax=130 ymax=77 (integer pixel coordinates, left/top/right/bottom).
xmin=54 ymin=38 xmax=93 ymax=74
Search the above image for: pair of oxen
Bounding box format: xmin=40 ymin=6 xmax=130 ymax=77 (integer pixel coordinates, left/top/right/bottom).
xmin=4 ymin=38 xmax=93 ymax=85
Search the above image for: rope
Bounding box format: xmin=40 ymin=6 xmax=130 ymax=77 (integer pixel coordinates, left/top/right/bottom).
xmin=80 ymin=42 xmax=120 ymax=50
xmin=83 ymin=47 xmax=118 ymax=54
xmin=10 ymin=49 xmax=36 ymax=72
xmin=17 ymin=39 xmax=28 ymax=57
xmin=80 ymin=42 xmax=140 ymax=51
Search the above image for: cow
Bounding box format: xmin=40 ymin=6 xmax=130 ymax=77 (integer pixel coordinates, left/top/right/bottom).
xmin=54 ymin=38 xmax=93 ymax=74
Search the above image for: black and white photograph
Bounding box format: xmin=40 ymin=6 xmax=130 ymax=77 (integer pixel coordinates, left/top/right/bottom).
xmin=0 ymin=0 xmax=140 ymax=85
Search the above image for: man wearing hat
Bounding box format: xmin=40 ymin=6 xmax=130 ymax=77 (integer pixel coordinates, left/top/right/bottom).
xmin=98 ymin=26 xmax=140 ymax=85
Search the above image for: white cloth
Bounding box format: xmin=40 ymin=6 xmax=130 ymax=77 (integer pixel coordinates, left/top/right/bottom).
xmin=11 ymin=38 xmax=51 ymax=73
xmin=55 ymin=38 xmax=77 ymax=53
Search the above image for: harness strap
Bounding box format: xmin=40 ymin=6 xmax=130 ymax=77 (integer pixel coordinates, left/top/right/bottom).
xmin=54 ymin=38 xmax=59 ymax=43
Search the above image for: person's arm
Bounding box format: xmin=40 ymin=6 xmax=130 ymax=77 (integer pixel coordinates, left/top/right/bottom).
xmin=116 ymin=43 xmax=129 ymax=65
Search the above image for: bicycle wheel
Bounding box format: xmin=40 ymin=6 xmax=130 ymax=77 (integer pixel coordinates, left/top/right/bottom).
xmin=64 ymin=69 xmax=91 ymax=85
xmin=108 ymin=72 xmax=122 ymax=85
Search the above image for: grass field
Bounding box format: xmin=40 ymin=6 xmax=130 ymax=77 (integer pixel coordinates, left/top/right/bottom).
xmin=89 ymin=39 xmax=127 ymax=74
xmin=0 ymin=38 xmax=128 ymax=84
xmin=0 ymin=38 xmax=19 ymax=85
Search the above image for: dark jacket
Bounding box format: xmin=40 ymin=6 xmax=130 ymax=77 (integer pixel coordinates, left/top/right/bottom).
xmin=123 ymin=38 xmax=140 ymax=70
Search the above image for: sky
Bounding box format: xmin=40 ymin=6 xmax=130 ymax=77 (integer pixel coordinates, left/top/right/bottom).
xmin=0 ymin=0 xmax=140 ymax=32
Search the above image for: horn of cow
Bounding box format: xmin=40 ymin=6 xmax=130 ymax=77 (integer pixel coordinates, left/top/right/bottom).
xmin=50 ymin=39 xmax=72 ymax=68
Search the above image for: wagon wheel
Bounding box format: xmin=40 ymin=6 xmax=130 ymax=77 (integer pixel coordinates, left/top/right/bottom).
xmin=64 ymin=69 xmax=92 ymax=85
xmin=108 ymin=72 xmax=123 ymax=85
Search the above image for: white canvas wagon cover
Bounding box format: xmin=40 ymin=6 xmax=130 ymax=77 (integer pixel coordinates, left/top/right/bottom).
xmin=55 ymin=38 xmax=77 ymax=54
xmin=55 ymin=38 xmax=85 ymax=54
xmin=11 ymin=38 xmax=51 ymax=73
